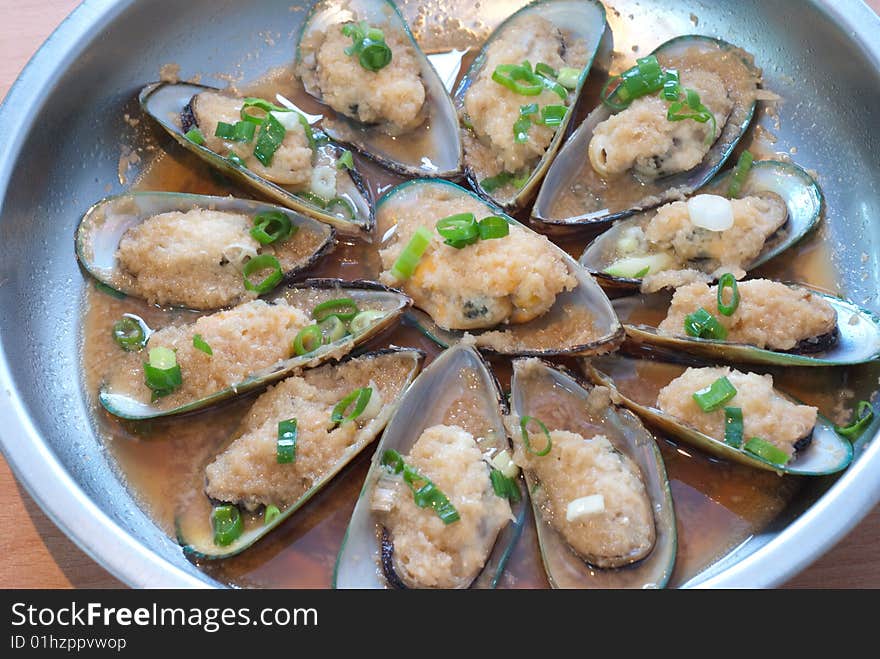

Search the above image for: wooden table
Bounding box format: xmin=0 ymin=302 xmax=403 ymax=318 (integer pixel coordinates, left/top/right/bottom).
xmin=2 ymin=0 xmax=879 ymax=590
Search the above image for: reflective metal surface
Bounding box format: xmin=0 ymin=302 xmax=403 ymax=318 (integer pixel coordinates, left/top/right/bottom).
xmin=0 ymin=0 xmax=878 ymax=588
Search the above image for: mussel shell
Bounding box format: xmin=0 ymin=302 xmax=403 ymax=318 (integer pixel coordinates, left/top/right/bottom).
xmin=509 ymin=358 xmax=676 ymax=588
xmin=584 ymin=356 xmax=853 ymax=476
xmin=98 ymin=278 xmax=411 ymax=420
xmin=455 ymin=0 xmax=607 ymax=210
xmin=379 ymin=178 xmax=623 ymax=357
xmin=294 ymin=0 xmax=462 ymax=178
xmin=333 ymin=344 xmax=527 ymax=589
xmin=176 ymin=347 xmax=424 ymax=559
xmin=580 ymin=160 xmax=824 ymax=291
xmin=614 ymin=284 xmax=880 ymax=367
xmin=138 ymin=81 xmax=375 ymax=238
xmin=533 ymin=35 xmax=760 ymax=230
xmin=75 ymin=191 xmax=335 ymax=309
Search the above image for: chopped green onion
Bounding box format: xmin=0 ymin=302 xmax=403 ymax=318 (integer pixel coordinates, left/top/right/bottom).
xmin=253 ymin=113 xmax=286 ymax=166
xmin=744 ymin=437 xmax=790 ymax=465
xmin=724 ymin=407 xmax=743 ymax=448
xmin=292 ymin=324 xmax=323 ymax=356
xmin=511 ymin=170 xmax=531 ymax=189
xmin=835 ymin=400 xmax=875 ymax=439
xmin=277 ymin=418 xmax=297 ymax=464
xmin=513 ymin=115 xmax=532 ymax=144
xmin=250 ymin=210 xmax=295 ymax=245
xmin=490 ymin=468 xmax=521 ymax=503
xmin=263 ymin=504 xmax=281 ymax=526
xmin=436 ymin=212 xmax=479 ymax=248
xmin=211 ymin=505 xmax=243 ymax=546
xmin=143 ymin=346 xmax=182 ymax=398
xmin=297 ymin=191 xmax=329 ymax=209
xmin=520 ymin=103 xmax=538 ymax=116
xmin=537 ymin=104 xmax=567 ymax=127
xmin=337 ymin=150 xmax=354 ymax=170
xmin=477 ymin=215 xmax=510 ymax=240
xmin=349 ymin=309 xmax=385 ymax=334
xmin=318 ymin=315 xmax=348 ymax=343
xmin=192 ymin=333 xmax=213 ymax=356
xmin=716 ymin=274 xmax=740 ymax=316
xmin=112 ymin=315 xmax=148 ymax=352
xmin=535 ymin=62 xmax=557 ymax=79
xmin=684 ymin=307 xmax=728 ymax=340
xmin=693 ymin=376 xmax=737 ymax=412
xmin=633 ymin=266 xmax=650 ymax=278
xmin=359 ymin=41 xmax=392 ymax=71
xmin=520 ymin=416 xmax=552 ymax=456
xmin=661 ymin=69 xmax=680 ymax=100
xmin=342 ymin=21 xmax=392 ymax=72
xmin=492 ymin=63 xmax=544 ymax=96
xmin=667 ymin=87 xmax=716 ymax=142
xmin=390 ymin=226 xmax=433 ymax=280
xmin=240 ymin=97 xmax=287 ymax=125
xmin=242 ymin=254 xmax=283 ymax=294
xmin=326 ymin=196 xmax=356 ymax=220
xmin=557 ymin=67 xmax=581 ymax=90
xmin=601 ymin=55 xmax=665 ymax=109
xmin=727 ymin=150 xmax=755 ymax=198
xmin=480 ymin=172 xmax=513 ymax=193
xmin=184 ymin=128 xmax=205 ymax=145
xmin=381 ymin=449 xmax=460 ymax=524
xmin=312 ymin=297 xmax=359 ymax=323
xmin=331 ymin=387 xmax=373 ymax=426
xmin=214 ymin=120 xmax=256 ymax=143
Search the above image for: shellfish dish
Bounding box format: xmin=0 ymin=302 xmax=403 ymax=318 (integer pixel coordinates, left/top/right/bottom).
xmin=75 ymin=0 xmax=879 ymax=589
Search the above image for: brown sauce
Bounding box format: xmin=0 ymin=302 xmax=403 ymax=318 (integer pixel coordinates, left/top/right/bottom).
xmin=78 ymin=35 xmax=874 ymax=589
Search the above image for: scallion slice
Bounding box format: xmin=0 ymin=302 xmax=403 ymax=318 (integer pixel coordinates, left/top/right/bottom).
xmin=143 ymin=347 xmax=182 ymax=398
xmin=331 ymin=387 xmax=373 ymax=426
xmin=112 ymin=314 xmax=148 ymax=352
xmin=192 ymin=333 xmax=213 ymax=356
xmin=835 ymin=400 xmax=875 ymax=439
xmin=211 ymin=505 xmax=243 ymax=546
xmin=240 ymin=97 xmax=287 ymax=124
xmin=478 ymin=215 xmax=510 ymax=240
xmin=337 ymin=150 xmax=354 ymax=170
xmin=513 ymin=115 xmax=531 ymax=144
xmin=390 ymin=226 xmax=433 ymax=280
xmin=250 ymin=210 xmax=295 ymax=245
xmin=317 ymin=316 xmax=348 ymax=344
xmin=436 ymin=212 xmax=479 ymax=248
xmin=724 ymin=406 xmax=744 ymax=448
xmin=349 ymin=309 xmax=385 ymax=335
xmin=684 ymin=307 xmax=728 ymax=340
xmin=381 ymin=449 xmax=460 ymax=524
xmin=535 ymin=62 xmax=557 ymax=79
xmin=490 ymin=468 xmax=521 ymax=503
xmin=277 ymin=418 xmax=297 ymax=464
xmin=557 ymin=66 xmax=581 ymax=90
xmin=520 ymin=103 xmax=538 ymax=116
xmin=292 ymin=324 xmax=323 ymax=356
xmin=743 ymin=437 xmax=790 ymax=465
xmin=263 ymin=504 xmax=281 ymax=526
xmin=297 ymin=191 xmax=329 ymax=209
xmin=214 ymin=120 xmax=256 ymax=143
xmin=661 ymin=69 xmax=680 ymax=100
xmin=716 ymin=273 xmax=740 ymax=316
xmin=253 ymin=113 xmax=286 ymax=166
xmin=342 ymin=21 xmax=392 ymax=72
xmin=667 ymin=87 xmax=716 ymax=142
xmin=326 ymin=196 xmax=356 ymax=220
xmin=727 ymin=150 xmax=755 ymax=198
xmin=242 ymin=254 xmax=283 ymax=294
xmin=537 ymin=104 xmax=567 ymax=127
xmin=693 ymin=376 xmax=737 ymax=412
xmin=480 ymin=172 xmax=512 ymax=193
xmin=492 ymin=63 xmax=543 ymax=95
xmin=520 ymin=416 xmax=552 ymax=456
xmin=184 ymin=128 xmax=205 ymax=145
xmin=312 ymin=297 xmax=360 ymax=323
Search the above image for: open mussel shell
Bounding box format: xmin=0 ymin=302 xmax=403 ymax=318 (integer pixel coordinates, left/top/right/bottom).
xmin=580 ymin=160 xmax=824 ymax=291
xmin=455 ymin=0 xmax=607 ymax=210
xmin=614 ymin=284 xmax=880 ymax=367
xmin=509 ymin=358 xmax=676 ymax=588
xmin=176 ymin=347 xmax=424 ymax=559
xmin=584 ymin=356 xmax=853 ymax=476
xmin=533 ymin=35 xmax=760 ymax=230
xmin=294 ymin=0 xmax=461 ymax=178
xmin=138 ymin=81 xmax=374 ymax=237
xmin=99 ymin=279 xmax=410 ymax=420
xmin=75 ymin=191 xmax=335 ymax=309
xmin=333 ymin=344 xmax=527 ymax=588
xmin=380 ymin=179 xmax=623 ymax=356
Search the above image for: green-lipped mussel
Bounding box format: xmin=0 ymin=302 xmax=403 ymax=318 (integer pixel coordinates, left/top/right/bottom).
xmin=454 ymin=0 xmax=607 ymax=210
xmin=580 ymin=160 xmax=823 ymax=292
xmin=76 ymin=192 xmax=335 ymax=310
xmin=533 ymin=35 xmax=761 ymax=230
xmin=99 ymin=279 xmax=410 ymax=420
xmin=294 ymin=0 xmax=462 ymax=178
xmin=176 ymin=348 xmax=423 ymax=559
xmin=139 ymin=81 xmax=374 ymax=237
xmin=376 ymin=178 xmax=623 ymax=356
xmin=333 ymin=344 xmax=526 ymax=588
xmin=613 ymin=280 xmax=880 ymax=367
xmin=509 ymin=358 xmax=676 ymax=588
xmin=585 ymin=355 xmax=853 ymax=476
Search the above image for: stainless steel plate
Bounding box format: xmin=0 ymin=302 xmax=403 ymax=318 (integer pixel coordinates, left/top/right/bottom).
xmin=1 ymin=0 xmax=878 ymax=588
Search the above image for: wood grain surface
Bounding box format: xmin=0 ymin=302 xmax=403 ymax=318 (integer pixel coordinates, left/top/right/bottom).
xmin=1 ymin=0 xmax=879 ymax=590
